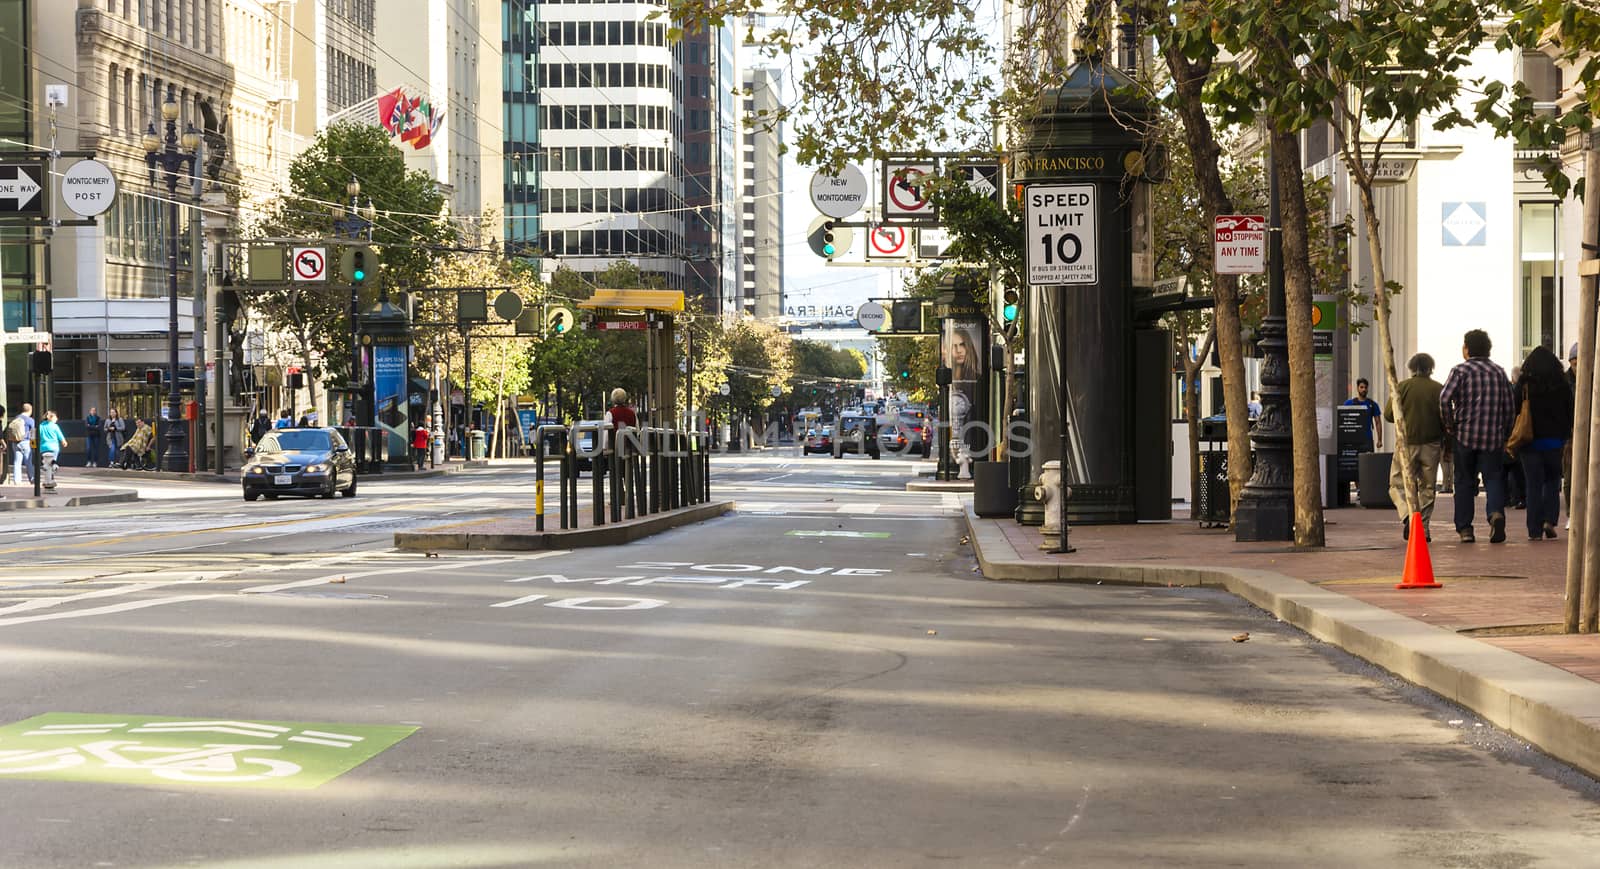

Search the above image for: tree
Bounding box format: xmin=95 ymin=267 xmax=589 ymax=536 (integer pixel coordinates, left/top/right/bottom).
xmin=241 ymin=122 xmax=454 ymax=400
xmin=1479 ymin=2 xmax=1600 ymax=631
xmin=724 ymin=319 xmax=795 ymax=434
xmin=430 ymin=254 xmax=541 ymax=457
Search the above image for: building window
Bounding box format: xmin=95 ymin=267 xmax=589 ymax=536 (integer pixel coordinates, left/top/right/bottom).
xmin=1519 ymin=201 xmax=1560 ymax=358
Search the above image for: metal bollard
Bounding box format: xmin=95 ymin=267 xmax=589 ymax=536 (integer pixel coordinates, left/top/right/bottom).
xmin=536 ymin=439 xmax=546 ymax=531
xmin=610 ymin=442 xmax=623 ymax=524
xmin=560 ymin=440 xmax=573 ymax=531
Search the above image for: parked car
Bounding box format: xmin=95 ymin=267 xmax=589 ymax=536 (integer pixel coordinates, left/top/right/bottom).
xmin=835 ymin=415 xmax=881 ymax=458
xmin=802 ymin=427 xmax=834 ymax=455
xmin=243 ymin=427 xmax=357 ymax=501
xmin=878 ymin=424 xmax=926 ymax=457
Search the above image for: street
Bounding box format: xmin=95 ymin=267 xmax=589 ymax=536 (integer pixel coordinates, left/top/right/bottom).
xmin=3 ymin=454 xmax=1600 ymax=867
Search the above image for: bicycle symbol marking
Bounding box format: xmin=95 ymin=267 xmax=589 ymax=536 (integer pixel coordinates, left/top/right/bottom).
xmin=0 ymin=716 xmax=407 ymax=789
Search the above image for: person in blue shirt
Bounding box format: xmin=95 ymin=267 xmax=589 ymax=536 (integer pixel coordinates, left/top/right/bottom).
xmin=1343 ymin=378 xmax=1384 ymax=450
xmin=37 ymin=410 xmax=67 ymax=489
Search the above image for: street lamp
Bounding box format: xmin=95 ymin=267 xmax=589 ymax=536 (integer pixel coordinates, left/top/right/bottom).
xmin=144 ymin=88 xmax=200 ymax=474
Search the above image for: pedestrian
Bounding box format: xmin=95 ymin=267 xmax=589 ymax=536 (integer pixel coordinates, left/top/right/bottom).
xmin=297 ymin=409 xmax=311 ymax=427
xmin=84 ymin=406 xmax=103 ymax=468
xmin=1342 ymin=378 xmax=1384 ymax=451
xmin=0 ymin=402 xmax=9 ymax=488
xmin=7 ymin=403 xmax=35 ymax=485
xmin=410 ymin=421 xmax=430 ymax=470
xmin=104 ymin=408 xmax=126 ymax=466
xmin=605 ymin=388 xmax=638 ymax=431
xmin=1247 ymin=391 xmax=1263 ymax=420
xmin=1512 ymin=345 xmax=1573 ymax=540
xmin=274 ymin=409 xmax=293 ymax=430
xmin=249 ymin=410 xmax=272 ymax=447
xmin=1440 ymin=329 xmax=1516 ymax=543
xmin=1504 ymin=366 xmax=1528 ymax=510
xmin=1385 ymin=353 xmax=1444 ymax=541
xmin=37 ymin=411 xmax=66 ymax=490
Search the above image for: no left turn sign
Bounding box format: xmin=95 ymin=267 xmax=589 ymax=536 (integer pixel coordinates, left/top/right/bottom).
xmin=292 ymin=247 xmax=327 ymax=282
xmin=884 ymin=162 xmax=937 ymax=221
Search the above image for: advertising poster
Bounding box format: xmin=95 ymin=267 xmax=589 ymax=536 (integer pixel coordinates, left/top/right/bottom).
xmin=373 ymin=344 xmax=409 ymax=460
xmin=942 ymin=318 xmax=986 ymax=458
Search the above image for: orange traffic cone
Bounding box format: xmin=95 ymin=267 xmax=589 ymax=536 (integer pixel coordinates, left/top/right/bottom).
xmin=1396 ymin=512 xmax=1442 ymax=589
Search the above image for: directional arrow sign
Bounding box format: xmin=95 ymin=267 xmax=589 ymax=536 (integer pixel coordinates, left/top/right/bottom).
xmin=0 ymin=164 xmax=45 ymax=216
xmin=955 ymin=163 xmax=1001 ymax=205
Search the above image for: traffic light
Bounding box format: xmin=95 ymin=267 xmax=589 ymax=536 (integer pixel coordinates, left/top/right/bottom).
xmin=287 ymin=371 xmax=305 ymax=390
xmin=899 ymin=367 xmax=911 ymax=380
xmin=822 ymin=222 xmax=837 ymax=258
xmin=545 ymin=305 xmax=575 ymax=337
xmin=144 ymin=368 xmax=161 ymax=386
xmin=29 ymin=350 xmax=51 ymax=375
xmin=340 ymin=246 xmax=373 ymax=285
xmin=1001 ymin=288 xmax=1019 ymax=325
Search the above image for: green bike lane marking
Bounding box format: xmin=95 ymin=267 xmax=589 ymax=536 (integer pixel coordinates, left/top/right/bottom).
xmin=0 ymin=713 xmax=416 ymax=790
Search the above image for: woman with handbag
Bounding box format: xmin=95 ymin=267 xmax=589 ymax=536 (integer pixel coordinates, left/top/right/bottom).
xmin=1511 ymin=345 xmax=1574 ymax=540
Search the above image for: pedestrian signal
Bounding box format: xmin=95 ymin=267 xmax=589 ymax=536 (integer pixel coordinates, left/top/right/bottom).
xmin=144 ymin=368 xmax=162 ymax=386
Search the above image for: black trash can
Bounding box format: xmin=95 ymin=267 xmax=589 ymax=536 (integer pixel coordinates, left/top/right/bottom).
xmin=1196 ymin=450 xmax=1230 ymax=527
xmin=1358 ymin=451 xmax=1393 ymax=508
xmin=973 ymin=460 xmax=1017 ymax=517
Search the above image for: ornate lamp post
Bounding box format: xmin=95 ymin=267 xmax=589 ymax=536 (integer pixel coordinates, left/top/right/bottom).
xmin=143 ymin=88 xmax=201 ymax=474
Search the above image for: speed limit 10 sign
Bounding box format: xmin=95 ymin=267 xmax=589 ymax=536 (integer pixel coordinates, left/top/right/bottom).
xmin=1024 ymin=184 xmax=1097 ymax=286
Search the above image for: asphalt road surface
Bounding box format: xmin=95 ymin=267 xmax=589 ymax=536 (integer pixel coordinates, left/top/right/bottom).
xmin=2 ymin=453 xmax=1599 ymax=867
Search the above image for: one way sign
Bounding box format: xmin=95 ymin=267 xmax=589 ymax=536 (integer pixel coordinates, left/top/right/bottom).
xmin=953 ymin=163 xmax=1001 ymax=205
xmin=0 ymin=164 xmax=45 ymax=216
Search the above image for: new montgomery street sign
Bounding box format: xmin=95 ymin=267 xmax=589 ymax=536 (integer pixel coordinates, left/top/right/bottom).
xmin=0 ymin=713 xmax=416 ymax=790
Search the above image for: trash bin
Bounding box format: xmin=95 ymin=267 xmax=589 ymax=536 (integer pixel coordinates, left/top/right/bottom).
xmin=1358 ymin=451 xmax=1394 ymax=508
xmin=470 ymin=429 xmax=487 ymax=460
xmin=1196 ymin=450 xmax=1230 ymax=527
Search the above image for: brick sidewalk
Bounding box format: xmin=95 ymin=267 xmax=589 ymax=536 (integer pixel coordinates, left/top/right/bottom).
xmin=1000 ymin=493 xmax=1600 ymax=684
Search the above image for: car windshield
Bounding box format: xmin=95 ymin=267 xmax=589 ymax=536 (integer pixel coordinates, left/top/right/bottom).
xmin=258 ymin=431 xmax=331 ymax=453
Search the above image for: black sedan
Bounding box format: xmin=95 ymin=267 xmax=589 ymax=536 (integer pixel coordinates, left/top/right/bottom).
xmin=243 ymin=427 xmax=358 ymax=501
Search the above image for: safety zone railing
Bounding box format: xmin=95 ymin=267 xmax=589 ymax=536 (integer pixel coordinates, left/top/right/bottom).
xmin=533 ymin=422 xmax=712 ymax=531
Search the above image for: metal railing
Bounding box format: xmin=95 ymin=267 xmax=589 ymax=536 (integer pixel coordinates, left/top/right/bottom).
xmin=534 ymin=421 xmax=712 ymax=532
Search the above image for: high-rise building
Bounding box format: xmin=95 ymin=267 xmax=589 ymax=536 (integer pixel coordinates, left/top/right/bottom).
xmin=375 ymin=0 xmax=503 ymax=244
xmin=740 ymin=66 xmax=782 ymax=319
xmin=505 ymin=0 xmax=733 ymax=292
xmin=679 ymin=25 xmax=739 ymax=312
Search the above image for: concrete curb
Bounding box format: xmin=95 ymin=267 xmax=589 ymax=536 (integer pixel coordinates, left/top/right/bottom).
xmin=0 ymin=490 xmax=139 ymax=511
xmin=394 ymin=500 xmax=736 ymax=552
xmin=906 ymin=479 xmax=973 ymax=492
xmin=964 ymin=508 xmax=1600 ymax=782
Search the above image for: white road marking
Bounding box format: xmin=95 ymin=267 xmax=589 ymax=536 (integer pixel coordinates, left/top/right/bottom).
xmin=490 ymin=593 xmax=549 ymax=608
xmin=0 ymin=579 xmax=206 ymax=616
xmin=837 ymin=503 xmax=880 ymax=514
xmin=0 ymin=594 xmax=222 ymax=627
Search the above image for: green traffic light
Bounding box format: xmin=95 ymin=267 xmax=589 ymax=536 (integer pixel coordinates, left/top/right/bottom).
xmin=822 ymin=242 xmax=836 ymax=257
xmin=1002 ymin=303 xmax=1018 ymax=322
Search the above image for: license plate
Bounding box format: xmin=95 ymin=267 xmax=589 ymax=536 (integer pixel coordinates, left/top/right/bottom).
xmin=274 ymin=474 xmax=293 ymax=486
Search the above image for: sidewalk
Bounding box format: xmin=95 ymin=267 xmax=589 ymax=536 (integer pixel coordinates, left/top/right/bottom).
xmin=966 ymin=493 xmax=1600 ymax=780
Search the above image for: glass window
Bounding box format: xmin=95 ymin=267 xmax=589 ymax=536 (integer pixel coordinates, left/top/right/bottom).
xmin=1519 ymin=201 xmax=1560 ymax=358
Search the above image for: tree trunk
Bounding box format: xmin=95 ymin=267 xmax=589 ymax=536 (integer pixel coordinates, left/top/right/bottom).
xmin=1567 ymin=145 xmax=1600 ymax=633
xmin=1272 ymin=131 xmax=1325 ymax=547
xmin=1183 ymin=326 xmax=1217 ymax=509
xmin=1161 ymin=42 xmax=1254 ymax=514
xmin=1355 ymin=178 xmax=1418 ymax=516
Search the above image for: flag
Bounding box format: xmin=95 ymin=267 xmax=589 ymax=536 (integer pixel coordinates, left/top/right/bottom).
xmin=400 ymin=97 xmax=427 ymax=145
xmin=376 ymin=87 xmax=406 ymax=134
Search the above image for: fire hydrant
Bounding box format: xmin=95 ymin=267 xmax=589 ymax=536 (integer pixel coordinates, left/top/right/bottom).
xmin=1035 ymin=460 xmax=1064 ymax=538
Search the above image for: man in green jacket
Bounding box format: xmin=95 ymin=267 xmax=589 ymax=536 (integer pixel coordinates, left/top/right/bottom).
xmin=1385 ymin=352 xmax=1445 ymax=541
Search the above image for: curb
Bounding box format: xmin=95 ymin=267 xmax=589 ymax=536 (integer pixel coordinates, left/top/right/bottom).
xmin=965 ymin=508 xmax=1600 ymax=782
xmin=906 ymin=479 xmax=973 ymax=492
xmin=0 ymin=490 xmax=139 ymax=511
xmin=394 ymin=500 xmax=735 ymax=552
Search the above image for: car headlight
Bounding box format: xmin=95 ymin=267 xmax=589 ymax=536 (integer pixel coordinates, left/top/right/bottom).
xmin=247 ymin=466 xmax=264 ymax=475
xmin=304 ymin=463 xmax=329 ymax=474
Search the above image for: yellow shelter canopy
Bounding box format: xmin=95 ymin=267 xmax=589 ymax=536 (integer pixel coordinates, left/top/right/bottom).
xmin=576 ymin=289 xmax=685 ymax=312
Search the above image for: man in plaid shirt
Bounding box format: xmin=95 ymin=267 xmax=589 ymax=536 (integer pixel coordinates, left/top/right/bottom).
xmin=1439 ymin=329 xmax=1516 ymax=543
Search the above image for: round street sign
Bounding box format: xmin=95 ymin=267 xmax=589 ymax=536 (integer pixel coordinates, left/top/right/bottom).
xmin=493 ymin=291 xmax=524 ymax=321
xmin=809 ymin=164 xmax=869 ymax=219
xmin=61 ymin=159 xmax=117 ymax=218
xmin=770 ymin=385 xmax=783 ymax=398
xmin=718 ymin=382 xmax=731 ymax=396
xmin=856 ymin=301 xmax=887 ymax=332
